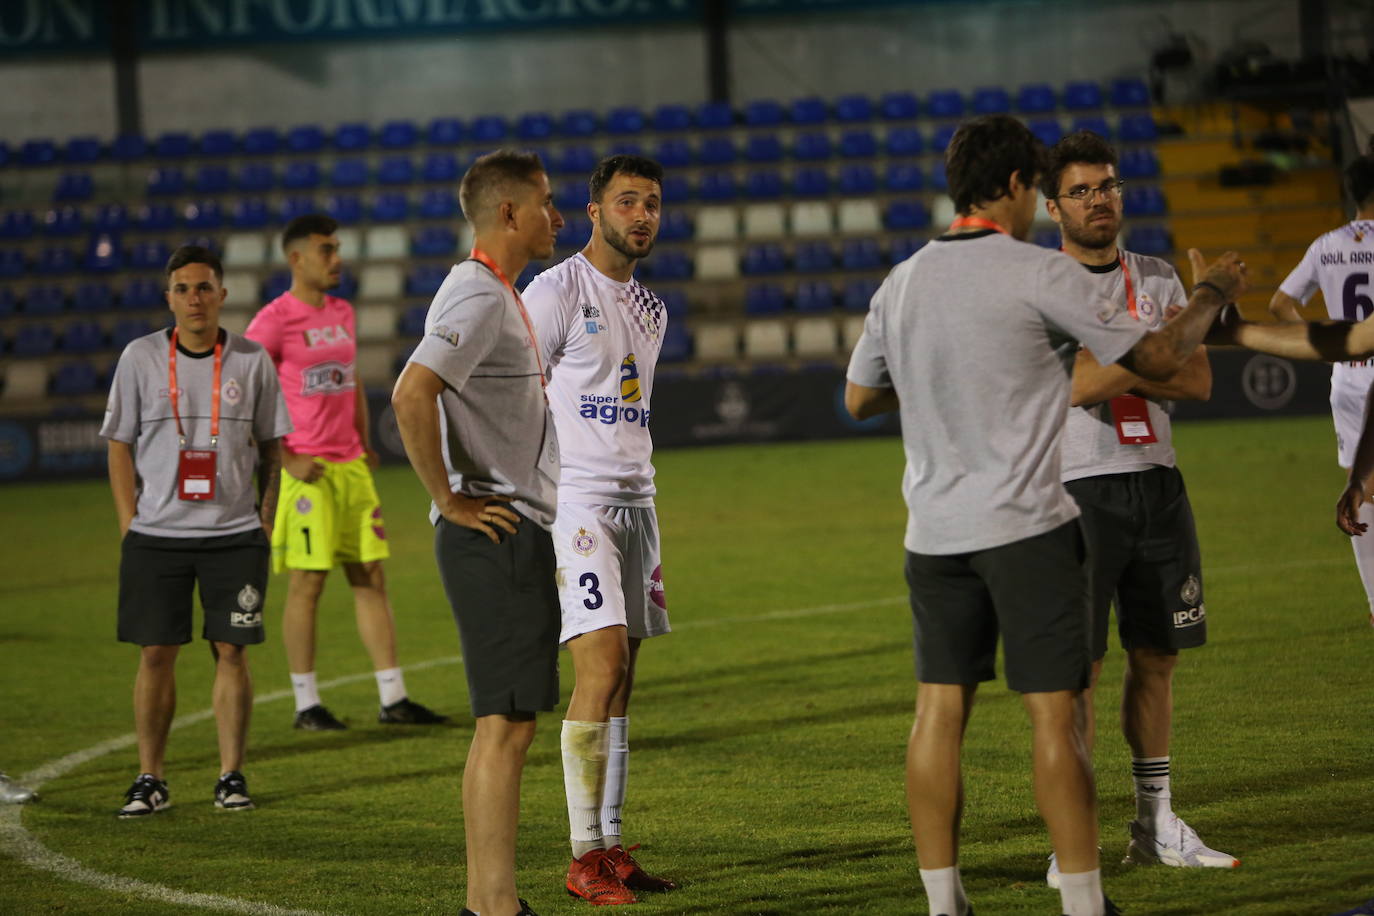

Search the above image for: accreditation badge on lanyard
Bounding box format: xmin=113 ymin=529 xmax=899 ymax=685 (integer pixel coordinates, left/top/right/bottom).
xmin=169 ymin=328 xmax=223 ymax=501
xmin=1106 ymin=257 xmax=1158 ymax=445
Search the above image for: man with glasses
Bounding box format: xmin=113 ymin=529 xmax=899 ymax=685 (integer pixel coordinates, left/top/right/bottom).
xmin=1040 ymin=131 xmax=1237 ymax=884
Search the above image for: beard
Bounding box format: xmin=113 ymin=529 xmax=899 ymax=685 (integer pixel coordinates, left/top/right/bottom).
xmin=601 ymin=221 xmax=655 ymax=261
xmin=1063 ymin=208 xmax=1120 ymax=250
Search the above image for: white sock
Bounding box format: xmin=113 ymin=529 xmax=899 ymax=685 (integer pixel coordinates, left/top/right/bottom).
xmin=1058 ymin=867 xmax=1104 ymax=916
xmin=562 ymin=720 xmax=609 ymax=858
xmin=375 ymin=667 xmax=407 ymax=707
xmin=1132 ymin=756 xmax=1172 ymax=834
xmin=918 ymin=866 xmax=967 ymax=916
xmin=290 ymin=671 xmax=321 ymax=713
xmin=1350 ymin=500 xmax=1374 ymax=616
xmin=601 ymin=716 xmax=628 ymax=848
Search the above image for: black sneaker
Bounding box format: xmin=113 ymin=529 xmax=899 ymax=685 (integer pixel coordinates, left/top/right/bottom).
xmin=117 ymin=774 xmax=170 ymax=818
xmin=294 ymin=704 xmax=347 ymax=730
xmin=214 ymin=771 xmax=254 ymax=811
xmin=379 ymin=697 xmax=448 ymax=725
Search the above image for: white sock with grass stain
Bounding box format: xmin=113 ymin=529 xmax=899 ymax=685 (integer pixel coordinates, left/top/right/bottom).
xmin=562 ymin=720 xmax=609 ymax=859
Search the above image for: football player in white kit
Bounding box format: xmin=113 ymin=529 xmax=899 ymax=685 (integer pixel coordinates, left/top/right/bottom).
xmin=1267 ymin=140 xmax=1374 ymax=626
xmin=522 ymin=155 xmax=677 ymax=905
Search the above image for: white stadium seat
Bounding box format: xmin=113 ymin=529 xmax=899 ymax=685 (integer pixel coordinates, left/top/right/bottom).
xmin=355 ymin=304 xmax=397 ymax=342
xmin=2 ymin=362 xmax=47 ymax=401
xmin=355 ymin=343 xmax=394 ymax=385
xmin=335 ymin=227 xmax=363 ymax=259
xmin=359 ymin=264 xmax=403 ymax=302
xmin=1033 ymin=193 xmax=1057 ymax=226
xmin=792 ymin=316 xmax=839 ymax=357
xmin=695 ymin=206 xmax=738 ymax=241
xmin=694 ymin=322 xmax=739 ymax=361
xmin=363 ymin=225 xmax=408 ymax=261
xmin=790 ymin=200 xmax=833 ymax=236
xmin=743 ymin=319 xmax=788 ymax=360
xmin=837 ymin=199 xmax=881 ymax=235
xmin=695 ymin=245 xmax=739 ymax=281
xmin=742 ymin=203 xmax=786 ymax=239
xmin=931 ymin=197 xmax=957 ymax=231
xmin=221 ymin=271 xmax=261 ymax=309
xmin=218 ymin=309 xmax=252 ymax=336
xmin=221 ymin=232 xmax=267 ymax=269
xmin=841 ymin=314 xmax=867 ymax=353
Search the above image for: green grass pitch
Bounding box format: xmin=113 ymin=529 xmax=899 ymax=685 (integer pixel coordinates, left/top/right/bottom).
xmin=2 ymin=415 xmax=1372 ymax=914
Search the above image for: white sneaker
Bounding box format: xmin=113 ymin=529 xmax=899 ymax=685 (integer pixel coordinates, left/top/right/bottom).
xmin=1124 ymin=815 xmax=1239 ymax=868
xmin=1046 ymin=852 xmax=1060 ymax=889
xmin=0 ymin=773 xmax=36 ymax=804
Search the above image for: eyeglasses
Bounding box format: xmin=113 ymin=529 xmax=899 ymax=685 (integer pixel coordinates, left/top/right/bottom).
xmin=1058 ymin=179 xmax=1125 ymax=203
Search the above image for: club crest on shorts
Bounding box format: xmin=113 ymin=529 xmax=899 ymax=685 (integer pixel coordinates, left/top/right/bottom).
xmin=237 ymin=584 xmax=261 ymax=611
xmin=1180 ymin=574 xmax=1201 ymax=605
xmin=371 ymin=506 xmax=387 ymax=541
xmin=572 ymin=527 xmax=597 ymax=556
xmin=222 ymin=377 xmax=242 ymax=406
xmin=296 ymin=496 xmax=312 ymax=514
xmin=649 ymin=564 xmax=667 ymax=610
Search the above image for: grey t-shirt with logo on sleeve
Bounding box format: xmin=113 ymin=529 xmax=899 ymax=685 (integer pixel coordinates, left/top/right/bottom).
xmin=407 ymin=259 xmax=560 ymax=530
xmin=100 ymin=328 xmax=293 ymax=538
xmin=846 ymin=230 xmax=1149 ymax=556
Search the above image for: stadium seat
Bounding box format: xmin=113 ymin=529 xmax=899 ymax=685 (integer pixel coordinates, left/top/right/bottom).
xmin=54 ymin=172 xmax=94 ymax=202
xmin=555 ymin=180 xmax=586 ymax=212
xmin=146 ymin=168 xmax=184 ymax=196
xmin=931 ymin=196 xmax=956 ymax=227
xmin=843 ymin=278 xmax=881 ymax=311
xmin=880 ymin=91 xmax=920 ymax=120
xmin=884 ymin=163 xmax=923 ymax=192
xmin=193 ymin=164 xmax=231 ymax=194
xmin=359 ymin=264 xmax=404 ymax=301
xmin=418 ymin=188 xmax=459 ymax=220
xmin=557 ymin=216 xmax=590 ymax=250
xmin=398 ymin=305 xmax=428 ymax=337
xmin=793 ymin=132 xmax=831 ymax=160
xmin=379 ymin=120 xmax=419 ymax=149
xmin=743 ymin=203 xmax=786 ymax=239
xmin=1030 ymin=119 xmax=1064 ymax=147
xmin=111 ymin=318 xmax=153 ymax=349
xmin=699 ymin=137 xmax=736 ymax=165
xmin=0 ymin=249 xmax=25 ymax=277
xmin=120 ymin=278 xmax=163 ymax=309
xmin=1123 ymin=184 xmax=1167 ymax=216
xmin=794 ymin=280 xmax=835 ymax=313
xmin=890 ymin=236 xmax=926 ymax=262
xmin=127 ymin=241 xmax=170 ymax=271
xmin=64 ymin=136 xmax=102 ymax=163
xmin=200 ymin=129 xmax=236 ymax=156
xmin=1117 ymin=113 xmax=1158 ymax=142
xmin=659 ymin=321 xmax=692 ymax=362
xmin=930 ymin=125 xmax=957 ymax=153
xmin=1063 ymin=81 xmax=1104 ymax=110
xmin=927 ymin=89 xmax=964 ymax=119
xmin=281 ymin=161 xmax=320 ymax=190
xmin=110 ymin=133 xmax=146 ymax=161
xmin=790 ymin=97 xmax=828 ymax=124
xmin=183 ymin=201 xmax=223 ymax=230
xmin=744 ymin=170 xmax=784 ymax=199
xmin=406 ymin=264 xmax=450 ymax=297
xmin=470 ymin=116 xmax=508 ymax=143
xmin=838 ymin=130 xmax=877 ymax=158
xmin=35 ymin=247 xmax=75 ymax=274
xmin=837 ymin=164 xmax=877 ymax=195
xmin=377 ymin=156 xmax=414 ymax=185
xmin=365 ymin=225 xmax=409 ymax=261
xmin=412 ymin=225 xmax=457 ymax=257
xmin=835 ymin=95 xmax=873 ymax=123
xmin=219 ymin=271 xmax=259 ymax=309
xmin=744 ymin=134 xmax=784 ymax=164
xmin=780 ymin=204 xmax=826 ymax=241
xmin=972 ymin=87 xmax=1011 ymax=114
xmin=744 ymin=319 xmax=789 ymax=359
xmin=698 ymin=172 xmax=737 ymax=202
xmin=649 ymin=249 xmax=693 ymax=280
xmin=652 ymin=104 xmax=692 ymax=132
xmin=695 ymin=245 xmax=740 ymax=281
xmin=25 ymin=285 xmax=65 ymax=314
xmin=793 ymin=241 xmax=833 ymax=272
xmin=656 ymin=211 xmax=692 ymax=242
xmin=555 ymin=145 xmax=597 ymax=176
xmin=260 ymin=270 xmax=291 ymax=302
xmin=154 ymin=132 xmax=194 ymax=158
xmin=696 ymin=101 xmax=734 ymax=130
xmin=793 ymin=316 xmax=839 ymax=357
xmin=841 ymin=238 xmax=882 ymax=270
xmin=334 ymin=227 xmax=362 ymax=261
xmin=333 ymin=122 xmax=371 ymax=151
xmin=89 ymin=204 xmax=125 ymax=233
xmin=286 ymin=125 xmax=325 ymax=153
xmin=1111 ymin=78 xmax=1150 ymax=107
xmin=653 ymin=139 xmax=692 ymax=169
xmin=885 ymin=126 xmax=923 ymax=157
xmin=556 ymin=109 xmax=595 ymax=137
xmin=427 ymin=117 xmax=464 ymax=146
xmin=61 ymin=320 xmax=104 ymax=352
xmin=744 ymin=283 xmax=787 ymax=315
xmin=222 ymin=233 xmax=267 ymax=269
xmin=241 ymin=127 xmax=279 ymax=155
xmin=1017 ymin=83 xmax=1057 ymax=114
xmin=929 ymin=160 xmax=948 ymax=192
xmin=660 ymin=174 xmax=692 ymax=202
xmin=370 ymin=193 xmax=409 ymax=222
xmin=838 ymin=200 xmax=882 ymax=234
xmin=1033 ymin=228 xmax=1061 ymax=249
xmin=1 ymin=210 xmax=36 ymax=238
xmin=659 ymin=289 xmax=689 ymax=318
xmin=695 ymin=206 xmax=738 ymax=242
xmin=12 ymin=324 xmax=56 ymax=356
xmin=606 ymin=107 xmax=645 ymax=134
xmin=0 ymin=287 xmax=13 ymax=317
xmin=885 ymin=199 xmax=931 ymax=231
xmin=694 ymin=322 xmax=739 ymax=361
xmin=232 ymin=198 xmax=270 ymax=229
xmin=1071 ymin=115 xmax=1112 ymax=139
xmin=134 ymin=203 xmax=176 ymax=232
xmin=43 ymin=206 xmax=83 ymax=237
xmin=1118 ymin=148 xmax=1160 ymax=179
xmin=745 ymin=100 xmax=785 ymax=127
xmin=279 ymin=196 xmax=318 ymax=224
xmin=324 ymin=193 xmax=363 ymax=225
xmin=1126 ymin=225 xmax=1171 ymax=255
xmin=233 ymin=162 xmax=273 ymax=192
xmin=330 ymin=158 xmax=369 ymax=188
xmin=50 ymin=360 xmax=100 ymax=395
xmin=354 ymin=304 xmax=396 ymax=342
xmin=84 ymin=232 xmax=123 ymax=272
xmin=421 ymin=152 xmax=459 ymax=183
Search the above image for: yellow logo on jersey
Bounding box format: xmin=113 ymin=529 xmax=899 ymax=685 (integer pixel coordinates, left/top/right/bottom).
xmin=620 ymin=354 xmax=641 ymax=402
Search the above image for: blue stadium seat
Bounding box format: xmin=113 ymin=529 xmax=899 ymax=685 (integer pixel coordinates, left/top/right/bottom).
xmin=25 ymin=285 xmax=65 ymax=314
xmin=880 ymin=91 xmax=920 ymax=120
xmin=412 ymin=225 xmax=457 ymax=257
xmin=1063 ymin=81 xmax=1104 ymax=110
xmin=652 ymin=104 xmax=692 ymax=132
xmin=127 ymin=241 xmax=170 ymax=271
xmin=286 ymin=125 xmax=325 ymax=153
xmin=43 ymin=206 xmax=83 ymax=236
xmin=417 ymin=189 xmax=458 ymax=220
xmin=1117 ymin=113 xmax=1158 ymax=142
xmin=371 ymin=192 xmax=409 ymax=222
xmin=279 ymin=196 xmax=318 ymax=224
xmin=745 ymin=170 xmax=784 ymax=199
xmin=607 ymin=107 xmax=646 ymax=135
xmin=1033 ymin=228 xmax=1061 ymax=249
xmin=659 ymin=322 xmax=691 ymax=363
xmin=885 ymin=127 xmax=923 ymax=157
xmin=657 ymin=211 xmax=692 ymax=241
xmin=660 ymin=175 xmax=692 ymax=202
xmin=324 ymin=193 xmax=363 ymax=225
xmin=427 ymin=118 xmax=464 ymax=146
xmin=697 ymin=171 xmax=736 ymax=201
xmin=1111 ymin=78 xmax=1151 ymax=107
xmin=556 ymin=145 xmax=598 ymax=175
xmin=926 ymin=90 xmax=964 ymax=119
xmin=793 ymin=132 xmax=831 ymax=160
xmin=399 ymin=305 xmax=428 ymax=337
xmin=1126 ymin=225 xmax=1171 ymax=255
xmin=745 ymin=283 xmax=787 ymax=315
xmin=930 ymin=125 xmax=957 ymax=153
xmin=61 ymin=321 xmax=104 ymax=353
xmin=377 ymin=156 xmax=414 ymax=185
xmin=146 ymin=167 xmax=184 ymax=196
xmin=652 ymin=251 xmax=694 ymax=280
xmin=608 ymin=140 xmax=643 ymax=158
xmin=742 ymin=243 xmax=787 ymax=275
xmin=51 ymin=361 xmax=100 ymax=395
xmin=183 ymin=200 xmax=222 ymax=230
xmin=791 ymin=167 xmax=830 ymax=197
xmin=421 ymin=152 xmax=459 ymax=183
xmin=194 ymin=165 xmax=232 ymax=194
xmin=654 ymin=139 xmax=692 ymax=169
xmin=659 ymin=289 xmax=689 ymax=319
xmin=837 ymin=164 xmax=877 ymax=195
xmin=972 ymin=87 xmax=1011 ymax=115
xmin=886 ymin=199 xmax=931 ymax=230
xmin=236 ymin=163 xmax=275 ymax=192
xmin=791 ymin=97 xmax=828 ymax=125
xmin=333 ymin=122 xmax=371 ymax=151
xmin=84 ymin=232 xmax=123 ymax=271
xmin=154 ymin=132 xmax=194 ymax=158
xmin=182 ymin=235 xmax=218 ymax=255
xmin=54 ymin=172 xmax=93 ymax=202
xmin=120 ymin=278 xmax=163 ymax=310
xmin=379 ymin=120 xmax=418 ymax=149
xmin=334 ymin=270 xmax=358 ymax=300
xmin=929 ymin=161 xmax=948 ymax=192
xmin=470 ymin=116 xmax=508 ymax=143
xmin=0 ymin=249 xmax=25 ymax=277
xmin=13 ymin=325 xmax=56 ymax=356
xmin=64 ymin=137 xmax=102 ymax=163
xmin=91 ymin=204 xmax=127 ymax=233
xmin=1118 ymin=148 xmax=1160 ymax=179
xmin=835 ymin=95 xmax=873 ymax=123
xmin=558 ymin=216 xmax=591 ymax=250
xmin=884 ymin=163 xmax=924 ymax=191
xmin=406 ymin=264 xmax=450 ymax=297
xmin=262 ymin=270 xmax=292 ymax=302
xmin=559 ymin=109 xmax=598 ymax=137
xmin=232 ymin=198 xmax=270 ymax=229
xmin=73 ymin=281 xmax=114 ymax=312
xmin=843 ymin=278 xmax=881 ymax=311
xmin=329 ymin=158 xmax=369 ymax=188
xmin=698 ymin=137 xmax=736 ymax=165
xmin=36 ymin=246 xmax=75 ymax=274
xmin=200 ymin=129 xmax=237 ymax=156
xmin=696 ymin=101 xmax=734 ymax=130
xmin=890 ymin=236 xmax=926 ymax=263
xmin=111 ymin=318 xmax=153 ymax=349
xmin=1071 ymin=116 xmax=1112 ymax=139
xmin=1030 ymin=119 xmax=1064 ymax=146
xmin=1123 ymin=184 xmax=1167 ymax=217
xmin=1 ymin=210 xmax=35 ymax=238
xmin=842 ymin=238 xmax=882 ymax=270
xmin=111 ymin=134 xmax=147 ymax=161
xmin=794 ymin=241 xmax=834 ymax=272
xmin=517 ymin=112 xmax=555 ymax=141
xmin=281 ymin=161 xmax=321 ymax=190
xmin=1017 ymin=83 xmax=1057 ymax=114
xmin=241 ymin=127 xmax=279 ymax=155
xmin=839 ymin=130 xmax=877 ymax=158
xmin=744 ymin=100 xmax=785 ymax=127
xmin=555 ymin=180 xmax=586 ymax=212
xmin=744 ymin=134 xmax=783 ymax=163
xmin=794 ymin=280 xmax=834 ymax=312
xmin=0 ymin=142 xmax=9 ymax=168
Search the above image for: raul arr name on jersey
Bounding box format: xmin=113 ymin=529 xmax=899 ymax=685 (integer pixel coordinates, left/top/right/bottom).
xmin=1322 ymin=251 xmax=1374 ymax=265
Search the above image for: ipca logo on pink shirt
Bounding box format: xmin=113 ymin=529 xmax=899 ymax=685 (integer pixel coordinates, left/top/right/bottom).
xmin=302 ymin=325 xmax=352 ymax=348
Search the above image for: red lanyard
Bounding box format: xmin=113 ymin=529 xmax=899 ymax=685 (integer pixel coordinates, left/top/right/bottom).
xmin=1119 ymin=255 xmax=1138 ymax=319
xmin=948 ymin=216 xmax=1008 ymax=235
xmin=469 ymin=246 xmax=546 ymax=389
xmin=168 ymin=328 xmax=222 ymax=446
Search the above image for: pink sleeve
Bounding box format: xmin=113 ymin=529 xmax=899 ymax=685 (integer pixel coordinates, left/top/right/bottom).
xmin=244 ymin=304 xmax=284 ymax=362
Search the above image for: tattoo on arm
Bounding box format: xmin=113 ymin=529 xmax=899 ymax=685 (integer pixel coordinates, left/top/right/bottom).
xmin=257 ymin=439 xmax=282 ymax=520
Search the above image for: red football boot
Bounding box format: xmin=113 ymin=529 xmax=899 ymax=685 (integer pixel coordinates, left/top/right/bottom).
xmin=565 ymin=848 xmax=638 ymax=905
xmin=604 ymin=844 xmax=678 ymax=893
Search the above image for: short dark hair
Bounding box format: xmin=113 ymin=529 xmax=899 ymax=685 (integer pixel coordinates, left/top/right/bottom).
xmin=1040 ymin=129 xmax=1118 ymax=199
xmin=459 ymin=148 xmax=547 ymax=225
xmin=1347 ymin=135 xmax=1374 ymax=209
xmin=588 ymin=154 xmax=665 ymax=204
xmin=165 ymin=245 xmax=223 ymax=283
xmin=281 ymin=213 xmax=339 ymax=252
xmin=945 ymin=115 xmax=1048 ymax=214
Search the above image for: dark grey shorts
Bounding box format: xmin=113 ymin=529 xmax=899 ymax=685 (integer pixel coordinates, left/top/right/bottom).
xmin=905 ymin=520 xmax=1092 ymax=694
xmin=118 ymin=529 xmax=270 ymax=647
xmin=1065 ymin=465 xmax=1206 ymax=659
xmin=434 ymin=516 xmax=560 ymax=718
